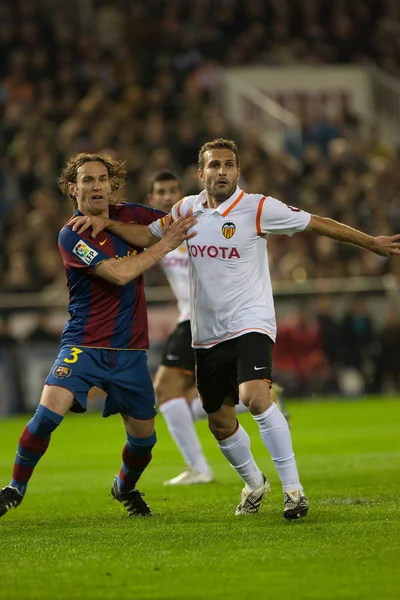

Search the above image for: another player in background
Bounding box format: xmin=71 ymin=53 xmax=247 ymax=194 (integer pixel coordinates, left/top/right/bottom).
xmin=146 ymin=170 xmax=214 ymax=485
xmin=0 ymin=153 xmax=196 ymax=520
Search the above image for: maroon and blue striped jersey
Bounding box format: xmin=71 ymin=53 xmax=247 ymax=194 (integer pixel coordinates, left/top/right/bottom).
xmin=58 ymin=203 xmax=166 ymax=350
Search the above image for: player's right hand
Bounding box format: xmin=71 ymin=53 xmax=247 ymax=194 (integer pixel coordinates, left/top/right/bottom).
xmin=69 ymin=215 xmax=109 ymax=237
xmin=372 ymin=233 xmax=400 ymax=256
xmin=162 ymin=215 xmax=197 ymax=251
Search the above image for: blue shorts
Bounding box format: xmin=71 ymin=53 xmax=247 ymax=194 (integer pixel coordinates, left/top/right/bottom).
xmin=45 ymin=346 xmax=156 ymax=420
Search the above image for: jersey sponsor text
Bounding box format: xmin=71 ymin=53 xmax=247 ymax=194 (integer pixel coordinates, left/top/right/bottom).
xmin=187 ymin=244 xmax=240 ymax=259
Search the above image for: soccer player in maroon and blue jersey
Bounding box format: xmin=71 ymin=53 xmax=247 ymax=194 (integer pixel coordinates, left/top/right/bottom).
xmin=0 ymin=153 xmax=196 ymax=519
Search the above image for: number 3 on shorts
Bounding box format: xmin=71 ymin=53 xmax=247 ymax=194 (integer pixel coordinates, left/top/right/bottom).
xmin=64 ymin=347 xmax=83 ymax=364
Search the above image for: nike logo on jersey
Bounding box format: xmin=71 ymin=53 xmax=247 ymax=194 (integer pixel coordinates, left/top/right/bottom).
xmin=99 ymin=239 xmax=107 ymax=246
xmin=254 ymin=366 xmax=267 ymax=370
xmin=166 ymin=354 xmax=179 ymax=360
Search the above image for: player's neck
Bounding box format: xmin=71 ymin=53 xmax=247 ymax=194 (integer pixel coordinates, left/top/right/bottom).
xmin=78 ymin=207 xmax=109 ymax=218
xmin=204 ymin=194 xmax=225 ymax=210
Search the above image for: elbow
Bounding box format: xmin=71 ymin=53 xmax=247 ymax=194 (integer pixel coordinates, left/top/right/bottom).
xmin=113 ymin=274 xmax=129 ymax=286
xmin=111 ymin=269 xmax=133 ymax=286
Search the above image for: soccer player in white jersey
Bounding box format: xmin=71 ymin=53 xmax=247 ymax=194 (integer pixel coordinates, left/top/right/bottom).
xmin=70 ymin=138 xmax=400 ymax=519
xmin=146 ymin=170 xmax=286 ymax=485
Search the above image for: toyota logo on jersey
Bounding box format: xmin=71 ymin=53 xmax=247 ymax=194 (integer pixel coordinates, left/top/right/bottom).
xmin=222 ymin=222 xmax=236 ymax=239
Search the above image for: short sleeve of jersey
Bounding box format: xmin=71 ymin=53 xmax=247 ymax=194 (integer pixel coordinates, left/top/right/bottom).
xmin=58 ymin=227 xmax=110 ymax=274
xmin=260 ymin=196 xmax=311 ymax=237
xmin=148 ymin=197 xmax=189 ymax=239
xmin=122 ymin=203 xmax=166 ymax=226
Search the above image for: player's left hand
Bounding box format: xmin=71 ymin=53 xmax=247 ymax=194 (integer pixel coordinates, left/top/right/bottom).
xmin=68 ymin=215 xmax=109 ymax=238
xmin=162 ymin=215 xmax=197 ymax=251
xmin=373 ymin=234 xmax=400 ymax=257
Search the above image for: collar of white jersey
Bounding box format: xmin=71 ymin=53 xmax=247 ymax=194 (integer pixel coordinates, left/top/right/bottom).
xmin=193 ymin=186 xmax=245 ymax=215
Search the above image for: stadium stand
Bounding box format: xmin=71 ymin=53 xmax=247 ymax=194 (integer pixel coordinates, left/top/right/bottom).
xmin=1 ymin=0 xmax=399 ymax=401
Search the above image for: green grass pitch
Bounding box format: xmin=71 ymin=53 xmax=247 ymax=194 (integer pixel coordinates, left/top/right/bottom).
xmin=0 ymin=397 xmax=399 ymax=600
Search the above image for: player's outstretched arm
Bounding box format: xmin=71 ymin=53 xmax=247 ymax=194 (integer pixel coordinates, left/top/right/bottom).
xmin=306 ymin=215 xmax=400 ymax=257
xmin=95 ymin=215 xmax=196 ymax=286
xmin=69 ymin=215 xmax=160 ymax=247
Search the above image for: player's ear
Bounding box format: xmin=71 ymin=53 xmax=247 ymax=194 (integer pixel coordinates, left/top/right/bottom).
xmin=198 ymin=168 xmax=204 ymax=182
xmin=68 ymin=182 xmax=77 ymax=198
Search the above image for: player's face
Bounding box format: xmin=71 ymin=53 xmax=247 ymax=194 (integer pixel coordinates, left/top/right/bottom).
xmin=70 ymin=161 xmax=112 ymax=216
xmin=147 ymin=179 xmax=182 ymax=212
xmin=198 ymin=149 xmax=240 ymax=203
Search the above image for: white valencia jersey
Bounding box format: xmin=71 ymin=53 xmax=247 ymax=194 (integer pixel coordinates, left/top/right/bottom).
xmin=160 ymin=244 xmax=191 ymax=323
xmin=149 ymin=186 xmax=311 ymax=348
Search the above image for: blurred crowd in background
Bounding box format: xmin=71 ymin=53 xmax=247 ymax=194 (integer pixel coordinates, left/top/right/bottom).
xmin=1 ymin=0 xmax=400 ymax=398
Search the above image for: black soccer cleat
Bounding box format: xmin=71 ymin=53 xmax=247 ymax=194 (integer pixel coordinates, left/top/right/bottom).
xmin=283 ymin=490 xmax=309 ymax=520
xmin=0 ymin=486 xmax=23 ymax=517
xmin=111 ymin=478 xmax=152 ymax=517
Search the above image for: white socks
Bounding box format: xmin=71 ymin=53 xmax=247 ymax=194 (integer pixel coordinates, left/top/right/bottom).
xmin=191 ymin=396 xmax=248 ymax=420
xmin=217 ymin=424 xmax=264 ymax=491
xmin=184 ymin=397 xmax=301 ymax=492
xmin=159 ymin=397 xmax=210 ymax=474
xmin=253 ymin=402 xmax=301 ymax=492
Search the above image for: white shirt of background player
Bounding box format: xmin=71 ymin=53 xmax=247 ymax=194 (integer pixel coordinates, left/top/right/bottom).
xmin=160 ymin=244 xmax=191 ymax=323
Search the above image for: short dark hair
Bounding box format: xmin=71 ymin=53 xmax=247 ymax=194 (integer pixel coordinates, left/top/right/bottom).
xmin=148 ymin=170 xmax=181 ymax=194
xmin=58 ymin=153 xmax=127 ymax=210
xmin=198 ymin=138 xmax=240 ymax=170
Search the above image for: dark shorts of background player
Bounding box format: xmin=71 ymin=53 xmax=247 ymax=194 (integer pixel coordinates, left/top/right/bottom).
xmin=160 ymin=320 xmax=195 ymax=375
xmin=195 ymin=332 xmax=273 ymax=414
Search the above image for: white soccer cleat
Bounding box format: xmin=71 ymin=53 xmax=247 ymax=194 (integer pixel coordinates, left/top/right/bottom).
xmin=163 ymin=469 xmax=214 ymax=486
xmin=235 ymin=475 xmax=271 ymax=515
xmin=283 ymin=489 xmax=309 ymax=520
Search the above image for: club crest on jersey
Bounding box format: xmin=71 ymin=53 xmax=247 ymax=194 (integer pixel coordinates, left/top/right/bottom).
xmin=222 ymin=222 xmax=236 ymax=239
xmin=53 ymin=365 xmax=71 ymax=378
xmin=72 ymin=241 xmax=98 ymax=265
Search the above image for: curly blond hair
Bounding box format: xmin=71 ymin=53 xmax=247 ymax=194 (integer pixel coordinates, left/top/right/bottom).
xmin=198 ymin=138 xmax=240 ymax=170
xmin=57 ymin=153 xmax=127 ymax=210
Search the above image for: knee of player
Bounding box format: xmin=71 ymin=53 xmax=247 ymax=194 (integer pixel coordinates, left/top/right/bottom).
xmin=241 ymin=393 xmax=271 ymax=414
xmin=154 ymin=374 xmax=187 ymax=405
xmin=208 ymin=418 xmax=235 ymax=440
xmin=154 ymin=382 xmax=173 ymax=405
xmin=154 ymin=381 xmax=176 ymax=406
